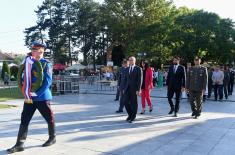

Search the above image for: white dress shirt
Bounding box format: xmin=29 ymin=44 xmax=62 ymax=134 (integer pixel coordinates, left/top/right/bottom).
xmin=174 ymin=64 xmax=179 ymax=73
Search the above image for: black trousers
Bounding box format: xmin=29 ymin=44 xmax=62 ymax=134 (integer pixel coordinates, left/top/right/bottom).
xmin=124 ymin=89 xmax=138 ymax=120
xmin=115 ymin=88 xmax=120 ymax=100
xmin=224 ymin=83 xmax=229 ymax=99
xmin=4 ymin=81 xmax=9 ymax=85
xmin=207 ymin=83 xmax=213 ymax=98
xmin=21 ymin=101 xmax=55 ymax=126
xmin=228 ymin=80 xmax=234 ymax=95
xmin=167 ymin=89 xmax=181 ymax=113
xmin=214 ymin=84 xmax=223 ymax=100
xmin=118 ymin=90 xmax=125 ymax=111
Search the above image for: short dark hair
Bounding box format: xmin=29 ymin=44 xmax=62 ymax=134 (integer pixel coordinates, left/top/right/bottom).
xmin=140 ymin=59 xmax=149 ymax=70
xmin=173 ymin=56 xmax=180 ymax=60
xmin=122 ymin=59 xmax=128 ymax=64
xmin=194 ymin=56 xmax=201 ymax=60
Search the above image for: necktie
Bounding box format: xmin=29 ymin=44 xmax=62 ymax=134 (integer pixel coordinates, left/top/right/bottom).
xmin=130 ymin=67 xmax=133 ymax=74
xmin=174 ymin=65 xmax=177 ymax=73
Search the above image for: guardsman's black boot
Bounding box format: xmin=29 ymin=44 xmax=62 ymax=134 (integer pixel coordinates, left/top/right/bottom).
xmin=7 ymin=125 xmax=28 ymax=154
xmin=42 ymin=123 xmax=56 ymax=147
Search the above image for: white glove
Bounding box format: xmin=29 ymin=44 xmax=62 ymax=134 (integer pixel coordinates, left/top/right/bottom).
xmin=31 ymin=92 xmax=37 ymax=97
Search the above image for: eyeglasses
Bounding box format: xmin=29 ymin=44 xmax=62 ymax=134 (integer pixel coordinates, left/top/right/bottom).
xmin=194 ymin=59 xmax=199 ymax=61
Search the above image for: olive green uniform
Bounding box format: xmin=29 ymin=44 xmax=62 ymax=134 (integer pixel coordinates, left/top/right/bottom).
xmin=186 ymin=66 xmax=208 ymax=116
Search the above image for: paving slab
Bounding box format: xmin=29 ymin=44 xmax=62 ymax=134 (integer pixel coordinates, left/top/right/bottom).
xmin=1 ymin=87 xmax=235 ymax=155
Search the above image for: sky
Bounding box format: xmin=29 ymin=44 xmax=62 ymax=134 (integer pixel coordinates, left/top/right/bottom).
xmin=173 ymin=0 xmax=235 ymax=20
xmin=0 ymin=0 xmax=44 ymax=54
xmin=0 ymin=0 xmax=234 ymax=54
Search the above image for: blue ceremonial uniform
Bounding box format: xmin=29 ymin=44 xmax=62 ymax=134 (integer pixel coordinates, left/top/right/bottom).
xmin=20 ymin=57 xmax=54 ymax=127
xmin=20 ymin=58 xmax=55 ymax=146
xmin=32 ymin=58 xmax=53 ymax=101
xmin=6 ymin=42 xmax=56 ymax=154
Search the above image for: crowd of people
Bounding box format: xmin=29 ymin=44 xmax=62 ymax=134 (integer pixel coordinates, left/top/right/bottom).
xmin=5 ymin=42 xmax=235 ymax=153
xmin=153 ymin=69 xmax=168 ymax=87
xmin=207 ymin=65 xmax=235 ymax=101
xmin=114 ymin=56 xmax=235 ymax=122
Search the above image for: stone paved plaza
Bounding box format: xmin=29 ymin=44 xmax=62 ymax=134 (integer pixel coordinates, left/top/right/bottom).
xmin=1 ymin=87 xmax=235 ymax=155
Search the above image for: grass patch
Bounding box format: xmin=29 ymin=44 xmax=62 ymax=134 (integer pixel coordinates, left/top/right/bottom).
xmin=0 ymin=87 xmax=23 ymax=102
xmin=0 ymin=104 xmax=17 ymax=109
xmin=0 ymin=98 xmax=12 ymax=102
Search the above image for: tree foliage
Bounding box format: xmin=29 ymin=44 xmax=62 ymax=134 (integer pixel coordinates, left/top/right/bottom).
xmin=24 ymin=0 xmax=235 ymax=67
xmin=1 ymin=61 xmax=10 ymax=80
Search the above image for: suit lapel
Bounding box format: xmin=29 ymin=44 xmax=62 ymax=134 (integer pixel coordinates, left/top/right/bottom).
xmin=171 ymin=66 xmax=174 ymax=73
xmin=171 ymin=66 xmax=175 ymax=74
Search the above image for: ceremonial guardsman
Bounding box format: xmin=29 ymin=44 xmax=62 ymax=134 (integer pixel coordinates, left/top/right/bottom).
xmin=7 ymin=41 xmax=56 ymax=154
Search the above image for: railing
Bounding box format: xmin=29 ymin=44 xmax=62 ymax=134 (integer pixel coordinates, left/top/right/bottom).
xmin=0 ymin=81 xmax=18 ymax=88
xmin=52 ymin=75 xmax=118 ymax=95
xmin=0 ymin=75 xmax=118 ymax=96
xmin=52 ymin=75 xmax=81 ymax=95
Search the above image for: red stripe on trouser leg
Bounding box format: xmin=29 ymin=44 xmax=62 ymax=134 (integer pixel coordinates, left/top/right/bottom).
xmin=46 ymin=101 xmax=55 ymax=124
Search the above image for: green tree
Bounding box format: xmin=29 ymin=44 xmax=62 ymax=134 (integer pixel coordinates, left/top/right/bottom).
xmin=72 ymin=0 xmax=102 ymax=66
xmin=23 ymin=0 xmax=235 ymax=66
xmin=103 ymin=0 xmax=174 ymax=63
xmin=10 ymin=66 xmax=19 ymax=81
xmin=1 ymin=61 xmax=10 ymax=80
xmin=13 ymin=55 xmax=25 ymax=65
xmin=171 ymin=10 xmax=235 ymax=64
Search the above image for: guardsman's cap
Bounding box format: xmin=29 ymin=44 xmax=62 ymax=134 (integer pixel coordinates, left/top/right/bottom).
xmin=31 ymin=41 xmax=47 ymax=48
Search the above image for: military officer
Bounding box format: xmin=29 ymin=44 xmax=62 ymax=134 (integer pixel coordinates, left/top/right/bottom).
xmin=186 ymin=56 xmax=208 ymax=119
xmin=7 ymin=41 xmax=56 ymax=154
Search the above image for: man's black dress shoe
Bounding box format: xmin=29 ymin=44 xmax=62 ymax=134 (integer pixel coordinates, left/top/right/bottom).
xmin=168 ymin=110 xmax=174 ymax=115
xmin=174 ymin=112 xmax=177 ymax=117
xmin=126 ymin=117 xmax=131 ymax=121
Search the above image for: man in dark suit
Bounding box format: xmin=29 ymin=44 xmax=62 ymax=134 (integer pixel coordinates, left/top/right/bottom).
xmin=124 ymin=56 xmax=142 ymax=123
xmin=166 ymin=56 xmax=186 ymax=117
xmin=228 ymin=68 xmax=235 ymax=95
xmin=116 ymin=59 xmax=129 ymax=113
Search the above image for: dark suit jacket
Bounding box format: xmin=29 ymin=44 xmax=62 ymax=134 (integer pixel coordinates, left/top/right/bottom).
xmin=118 ymin=67 xmax=128 ymax=91
xmin=166 ymin=65 xmax=186 ymax=91
xmin=124 ymin=65 xmax=142 ymax=92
